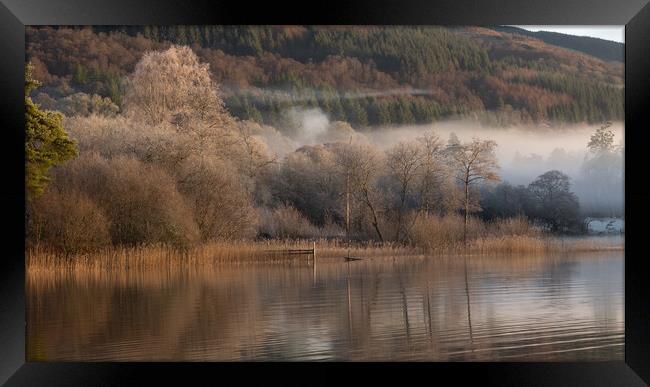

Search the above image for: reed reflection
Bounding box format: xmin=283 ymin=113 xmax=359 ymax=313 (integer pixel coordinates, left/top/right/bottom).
xmin=27 ymin=252 xmax=623 ymax=361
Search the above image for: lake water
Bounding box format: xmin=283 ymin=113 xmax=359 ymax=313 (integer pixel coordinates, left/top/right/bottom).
xmin=27 ymin=251 xmax=624 ymax=361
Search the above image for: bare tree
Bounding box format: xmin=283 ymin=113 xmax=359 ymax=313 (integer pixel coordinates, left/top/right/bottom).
xmin=389 ymin=131 xmax=448 ymax=242
xmin=276 ymin=145 xmax=342 ymax=225
xmin=332 ymin=142 xmax=386 ymax=241
xmin=386 ymin=142 xmax=423 ymax=241
xmin=231 ymin=124 xmax=278 ymax=196
xmin=415 ymin=131 xmax=445 ymax=214
xmin=352 ymin=145 xmax=386 ymax=242
xmin=176 ymin=155 xmax=257 ymax=240
xmin=331 ymin=138 xmax=357 ymax=239
xmin=447 ymin=138 xmax=500 ymax=244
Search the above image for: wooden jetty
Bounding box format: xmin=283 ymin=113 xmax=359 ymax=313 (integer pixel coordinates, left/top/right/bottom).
xmin=265 ymin=241 xmax=316 ymax=256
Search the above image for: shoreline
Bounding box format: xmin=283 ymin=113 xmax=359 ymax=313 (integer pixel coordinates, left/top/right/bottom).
xmin=26 ymin=235 xmax=624 ymax=272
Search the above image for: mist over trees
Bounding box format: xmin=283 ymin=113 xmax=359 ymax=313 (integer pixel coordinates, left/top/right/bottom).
xmin=26 ymin=44 xmax=622 ymax=254
xmin=528 ymin=171 xmax=581 ymax=233
xmin=574 ymin=122 xmax=624 ymax=217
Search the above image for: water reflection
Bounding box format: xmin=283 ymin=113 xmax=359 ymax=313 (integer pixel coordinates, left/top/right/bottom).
xmin=27 ymin=252 xmax=623 ymax=361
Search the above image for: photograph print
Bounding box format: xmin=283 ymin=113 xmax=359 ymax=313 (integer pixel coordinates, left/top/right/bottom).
xmin=25 ymin=25 xmax=624 ymax=361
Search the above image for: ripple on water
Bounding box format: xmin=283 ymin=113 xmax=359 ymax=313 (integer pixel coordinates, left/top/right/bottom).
xmin=27 ymin=251 xmax=624 ymax=361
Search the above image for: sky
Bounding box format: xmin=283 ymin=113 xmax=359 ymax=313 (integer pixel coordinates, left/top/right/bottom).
xmin=510 ymin=26 xmax=624 ymax=43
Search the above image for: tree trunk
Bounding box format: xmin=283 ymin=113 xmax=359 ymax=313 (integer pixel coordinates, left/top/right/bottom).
xmin=373 ymin=221 xmax=384 ymax=243
xmin=464 ymin=178 xmax=469 ymax=247
xmin=364 ymin=189 xmax=384 ymax=242
xmin=395 ymin=184 xmax=407 ymax=241
xmin=346 ymin=172 xmax=350 ymax=238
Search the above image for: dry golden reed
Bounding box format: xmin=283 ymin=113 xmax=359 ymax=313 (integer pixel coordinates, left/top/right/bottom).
xmin=27 ymin=235 xmax=622 ymax=273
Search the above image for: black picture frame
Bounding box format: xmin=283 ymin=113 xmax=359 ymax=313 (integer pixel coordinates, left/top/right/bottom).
xmin=1 ymin=0 xmax=648 ymax=385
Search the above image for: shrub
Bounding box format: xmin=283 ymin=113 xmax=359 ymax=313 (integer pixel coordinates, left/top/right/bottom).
xmin=490 ymin=214 xmax=542 ymax=237
xmin=27 ymin=187 xmax=111 ymax=254
xmin=257 ymin=203 xmax=322 ymax=239
xmin=176 ymin=155 xmax=258 ymax=241
xmin=409 ymin=212 xmax=539 ymax=251
xmin=64 ymin=92 xmax=119 ymax=117
xmin=51 ymin=153 xmax=200 ymax=248
xmin=409 ymin=213 xmax=474 ymax=250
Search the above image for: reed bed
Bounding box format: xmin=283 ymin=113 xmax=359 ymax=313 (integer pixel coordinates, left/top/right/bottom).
xmin=26 ymin=238 xmax=412 ymax=272
xmin=27 ymin=235 xmax=623 ymax=273
xmin=412 ymin=236 xmax=622 ymax=255
xmin=466 ymin=235 xmax=623 ymax=254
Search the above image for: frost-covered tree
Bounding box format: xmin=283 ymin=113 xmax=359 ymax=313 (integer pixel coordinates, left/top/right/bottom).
xmin=447 ymin=138 xmax=500 ymax=243
xmin=122 ymin=45 xmax=233 ymax=128
xmin=386 ymin=142 xmax=423 ymax=241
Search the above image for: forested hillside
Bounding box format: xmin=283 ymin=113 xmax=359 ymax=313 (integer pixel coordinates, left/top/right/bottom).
xmin=490 ymin=26 xmax=624 ymax=63
xmin=26 ymin=25 xmax=624 ymax=128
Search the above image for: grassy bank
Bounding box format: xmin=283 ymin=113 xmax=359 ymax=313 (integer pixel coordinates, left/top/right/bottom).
xmin=27 ymin=235 xmax=623 ymax=272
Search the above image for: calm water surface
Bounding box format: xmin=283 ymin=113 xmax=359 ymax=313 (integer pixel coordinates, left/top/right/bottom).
xmin=27 ymin=251 xmax=623 ymax=361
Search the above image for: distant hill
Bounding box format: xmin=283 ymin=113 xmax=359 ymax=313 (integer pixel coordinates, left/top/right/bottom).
xmin=26 ymin=26 xmax=624 ymax=128
xmin=490 ymin=26 xmax=623 ymax=63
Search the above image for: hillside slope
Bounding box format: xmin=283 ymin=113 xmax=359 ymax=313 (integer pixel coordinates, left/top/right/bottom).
xmin=490 ymin=26 xmax=623 ymax=63
xmin=26 ymin=25 xmax=624 ymax=128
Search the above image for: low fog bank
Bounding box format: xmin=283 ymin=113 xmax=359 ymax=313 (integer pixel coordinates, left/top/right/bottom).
xmin=250 ymin=107 xmax=624 ymax=217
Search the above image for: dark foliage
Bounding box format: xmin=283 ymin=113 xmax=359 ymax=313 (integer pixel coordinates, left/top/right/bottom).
xmin=26 ymin=25 xmax=624 ymax=128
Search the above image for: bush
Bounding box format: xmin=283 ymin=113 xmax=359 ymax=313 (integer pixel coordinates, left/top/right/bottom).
xmin=35 ymin=92 xmax=119 ymax=117
xmin=27 ymin=188 xmax=111 ymax=254
xmin=490 ymin=214 xmax=542 ymax=237
xmin=63 ymin=115 xmax=182 ymax=166
xmin=409 ymin=213 xmax=482 ymax=250
xmin=257 ymin=203 xmax=322 ymax=239
xmin=51 ymin=152 xmax=200 ymax=248
xmin=176 ymin=155 xmax=258 ymax=241
xmin=62 ymin=93 xmax=119 ymax=117
xmin=409 ymin=212 xmax=539 ymax=251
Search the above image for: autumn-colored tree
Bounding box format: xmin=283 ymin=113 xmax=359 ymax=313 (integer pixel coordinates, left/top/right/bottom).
xmin=27 ymin=26 xmax=624 ymax=127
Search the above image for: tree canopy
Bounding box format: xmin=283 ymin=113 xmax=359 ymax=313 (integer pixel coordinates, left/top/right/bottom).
xmin=25 ymin=63 xmax=77 ymax=198
xmin=26 ymin=26 xmax=624 ymax=128
xmin=528 ymin=170 xmax=581 ymax=232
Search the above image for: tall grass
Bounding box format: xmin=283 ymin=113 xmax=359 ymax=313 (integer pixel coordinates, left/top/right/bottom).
xmin=27 ymin=233 xmax=623 ymax=273
xmin=26 ymin=239 xmax=412 ymax=272
xmin=410 ymin=213 xmax=537 ymax=252
xmin=409 ymin=213 xmax=621 ymax=254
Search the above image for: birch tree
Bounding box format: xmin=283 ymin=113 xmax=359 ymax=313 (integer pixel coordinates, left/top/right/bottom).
xmin=122 ymin=45 xmax=231 ymax=127
xmin=332 ymin=142 xmax=386 ymax=241
xmin=447 ymin=138 xmax=500 ymax=243
xmin=386 ymin=142 xmax=423 ymax=241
